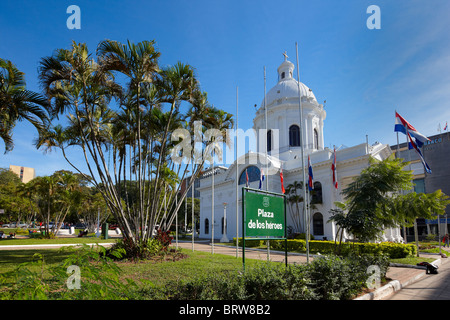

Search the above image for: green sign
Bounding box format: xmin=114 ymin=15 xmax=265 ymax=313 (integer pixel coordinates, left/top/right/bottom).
xmin=244 ymin=191 xmax=285 ymax=238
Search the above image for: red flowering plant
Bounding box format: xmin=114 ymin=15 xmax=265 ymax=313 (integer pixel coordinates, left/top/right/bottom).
xmin=155 ymin=229 xmax=173 ymax=252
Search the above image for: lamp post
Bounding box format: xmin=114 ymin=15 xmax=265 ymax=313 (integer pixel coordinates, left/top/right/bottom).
xmin=221 ymin=202 xmax=229 ymax=243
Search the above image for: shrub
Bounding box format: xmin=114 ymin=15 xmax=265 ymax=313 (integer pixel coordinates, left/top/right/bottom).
xmin=305 ymin=253 xmax=390 ymax=300
xmin=159 ymin=263 xmax=315 ymax=300
xmin=0 ymin=245 xmax=138 ymax=300
xmin=267 ymin=239 xmax=416 ymax=259
xmin=233 ymin=238 xmax=263 ymax=248
xmin=105 ymin=230 xmax=176 ymax=261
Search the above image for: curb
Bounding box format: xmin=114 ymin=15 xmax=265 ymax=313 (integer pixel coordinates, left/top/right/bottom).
xmin=354 ymin=258 xmax=442 ymax=300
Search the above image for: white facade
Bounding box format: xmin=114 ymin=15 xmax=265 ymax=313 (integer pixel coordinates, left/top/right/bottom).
xmin=197 ymin=55 xmax=402 ymax=243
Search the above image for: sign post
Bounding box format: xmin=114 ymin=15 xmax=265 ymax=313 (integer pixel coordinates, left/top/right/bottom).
xmin=241 ymin=187 xmax=287 ymax=271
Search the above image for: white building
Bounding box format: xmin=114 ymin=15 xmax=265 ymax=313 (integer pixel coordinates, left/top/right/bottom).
xmin=197 ymin=54 xmax=402 ymax=242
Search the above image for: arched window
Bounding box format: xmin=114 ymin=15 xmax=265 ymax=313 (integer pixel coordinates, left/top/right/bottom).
xmin=313 ymin=212 xmax=324 ymax=236
xmin=267 ymin=130 xmax=272 ymax=152
xmin=312 ymin=181 xmax=323 ymax=204
xmin=314 ymin=128 xmax=319 ymax=150
xmin=239 ymin=166 xmax=261 ymax=185
xmin=289 ymin=125 xmax=300 ymax=147
xmin=204 ymin=218 xmax=209 ymax=234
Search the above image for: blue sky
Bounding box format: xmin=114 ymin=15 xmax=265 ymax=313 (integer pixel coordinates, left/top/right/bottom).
xmin=1 ymin=0 xmax=449 ymax=177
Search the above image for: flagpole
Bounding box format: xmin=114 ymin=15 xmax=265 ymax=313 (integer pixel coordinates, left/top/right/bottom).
xmin=236 ymin=85 xmax=239 ymax=258
xmin=263 ymin=66 xmax=270 ymax=261
xmin=264 ymin=66 xmax=268 ymax=191
xmin=212 ymin=154 xmax=215 ymax=254
xmin=406 ymin=129 xmax=420 ymax=256
xmin=396 ymin=130 xmax=408 ymax=244
xmin=192 ymin=173 xmax=195 ymax=252
xmin=296 ymin=42 xmax=309 ymax=263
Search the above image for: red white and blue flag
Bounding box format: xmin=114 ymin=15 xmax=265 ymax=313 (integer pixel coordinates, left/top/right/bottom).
xmin=406 ymin=128 xmax=432 ymax=174
xmin=444 ymin=122 xmax=448 ymax=131
xmin=308 ymin=155 xmax=314 ymax=191
xmin=332 ymin=148 xmax=338 ymax=189
xmin=395 ymin=111 xmax=430 ymax=147
xmin=259 ymin=169 xmax=265 ymax=190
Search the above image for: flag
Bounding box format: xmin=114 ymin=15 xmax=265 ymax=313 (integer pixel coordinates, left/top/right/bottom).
xmin=280 ymin=168 xmax=285 ymax=194
xmin=259 ymin=169 xmax=265 ymax=190
xmin=395 ymin=111 xmax=430 ymax=147
xmin=406 ymin=128 xmax=432 ymax=174
xmin=444 ymin=122 xmax=448 ymax=131
xmin=245 ymin=169 xmax=249 ymax=187
xmin=308 ymin=156 xmax=314 ymax=191
xmin=332 ymin=148 xmax=338 ymax=189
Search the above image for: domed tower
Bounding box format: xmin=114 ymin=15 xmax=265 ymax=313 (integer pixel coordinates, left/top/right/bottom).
xmin=253 ymin=53 xmax=326 ymax=161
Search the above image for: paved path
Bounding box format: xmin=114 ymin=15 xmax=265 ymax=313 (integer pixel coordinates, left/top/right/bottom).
xmin=173 ymin=240 xmax=312 ymax=264
xmin=385 ymin=254 xmax=450 ymax=300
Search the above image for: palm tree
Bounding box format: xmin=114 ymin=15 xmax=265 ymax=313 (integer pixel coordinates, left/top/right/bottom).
xmin=37 ymin=39 xmax=235 ymax=258
xmin=30 ymin=173 xmax=63 ymax=237
xmin=97 ymin=40 xmax=163 ymax=245
xmin=286 ymin=181 xmax=305 ymax=233
xmin=0 ymin=58 xmax=50 ymax=152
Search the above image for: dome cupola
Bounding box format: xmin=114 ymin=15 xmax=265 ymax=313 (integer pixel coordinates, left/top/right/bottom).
xmin=254 ymin=51 xmax=326 ymax=160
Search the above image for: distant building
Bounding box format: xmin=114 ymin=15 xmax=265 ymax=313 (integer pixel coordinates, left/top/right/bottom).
xmin=9 ymin=165 xmax=35 ymax=183
xmin=391 ymin=131 xmax=450 ymax=240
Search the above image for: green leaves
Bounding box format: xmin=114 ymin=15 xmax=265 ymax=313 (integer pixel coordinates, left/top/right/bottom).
xmin=0 ymin=58 xmax=50 ymax=152
xmin=391 ymin=189 xmax=450 ymax=226
xmin=0 ymin=245 xmax=138 ymax=300
xmin=332 ymin=156 xmax=449 ymax=242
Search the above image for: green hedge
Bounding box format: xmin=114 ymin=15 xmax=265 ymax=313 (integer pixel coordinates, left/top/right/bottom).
xmin=156 ymin=254 xmax=391 ymax=300
xmin=233 ymin=238 xmax=417 ymax=259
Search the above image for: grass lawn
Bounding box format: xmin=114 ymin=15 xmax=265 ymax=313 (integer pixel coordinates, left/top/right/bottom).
xmin=0 ymin=246 xmax=267 ymax=286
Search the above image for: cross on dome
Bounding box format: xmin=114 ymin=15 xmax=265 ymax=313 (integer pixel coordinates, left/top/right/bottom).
xmin=283 ymin=51 xmax=288 ymax=61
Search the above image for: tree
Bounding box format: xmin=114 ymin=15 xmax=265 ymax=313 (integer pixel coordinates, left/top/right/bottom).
xmin=285 ymin=180 xmax=318 ymax=235
xmin=0 ymin=58 xmax=50 ymax=152
xmin=28 ymin=171 xmax=82 ymax=237
xmin=37 ymin=40 xmax=234 ymax=257
xmin=0 ymin=168 xmax=21 ymax=185
xmin=285 ymin=181 xmax=304 ymax=233
xmin=329 ymin=156 xmax=450 ymax=243
xmin=77 ymin=187 xmax=110 ymax=233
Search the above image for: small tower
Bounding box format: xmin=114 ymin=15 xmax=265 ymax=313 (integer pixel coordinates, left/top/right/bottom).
xmin=253 ymin=53 xmax=326 ymax=161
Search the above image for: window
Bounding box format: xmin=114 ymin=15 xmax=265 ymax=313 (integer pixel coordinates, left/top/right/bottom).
xmin=413 ymin=179 xmax=425 ymax=193
xmin=267 ymin=130 xmax=272 ymax=152
xmin=313 ymin=212 xmax=324 ymax=236
xmin=289 ymin=125 xmax=300 ymax=147
xmin=311 ymin=181 xmax=322 ymax=204
xmin=204 ymin=218 xmax=209 ymax=234
xmin=239 ymin=166 xmax=261 ymax=185
xmin=314 ymin=129 xmax=319 ymax=150
xmin=281 ymin=72 xmax=285 ymax=79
